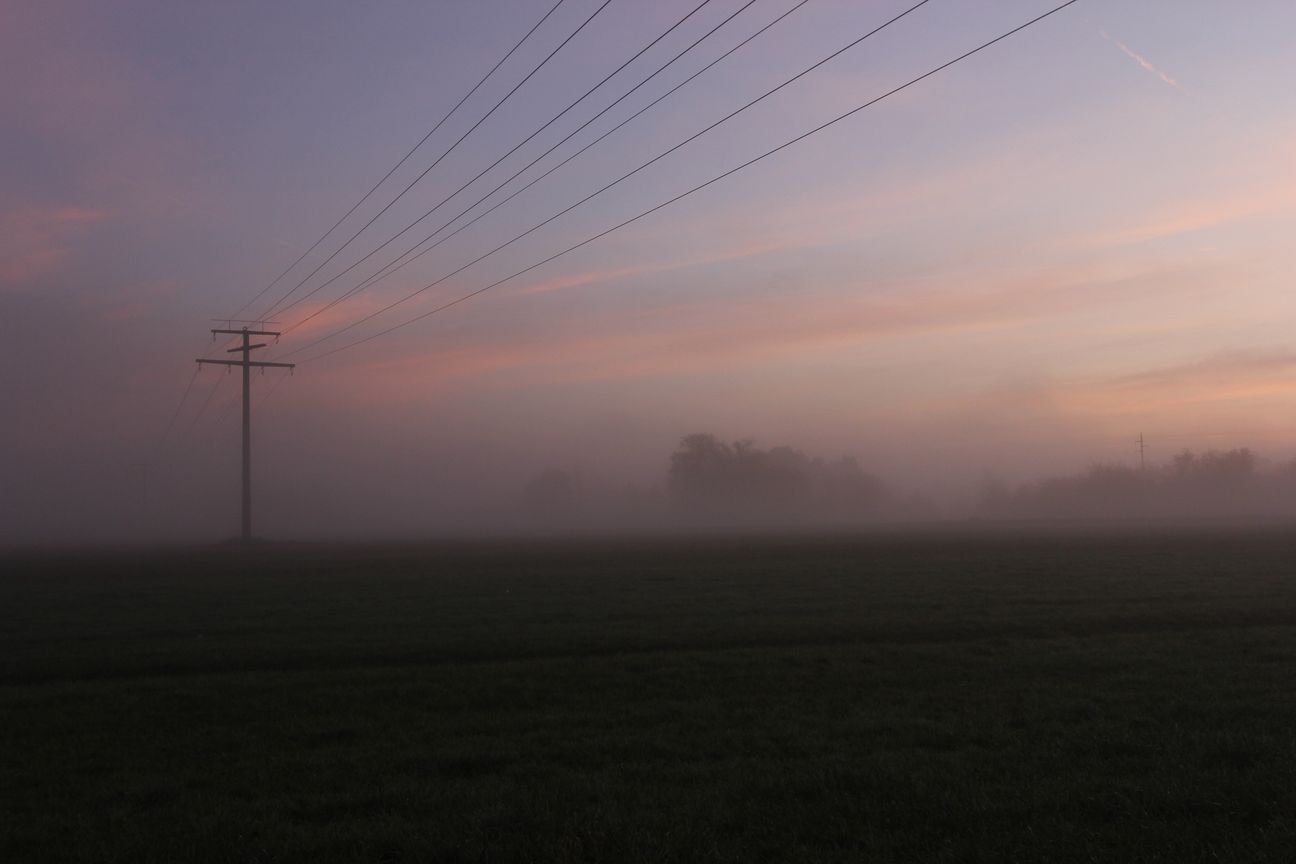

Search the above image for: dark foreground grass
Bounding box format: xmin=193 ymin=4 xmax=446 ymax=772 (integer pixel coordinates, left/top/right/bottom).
xmin=3 ymin=529 xmax=1296 ymax=862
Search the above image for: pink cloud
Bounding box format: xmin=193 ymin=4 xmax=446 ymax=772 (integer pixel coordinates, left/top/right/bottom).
xmin=89 ymin=278 xmax=180 ymax=322
xmin=1082 ymin=182 xmax=1296 ymax=249
xmin=1044 ymin=351 xmax=1296 ymax=434
xmin=2 ymin=7 xmax=211 ymax=221
xmin=514 ymin=238 xmax=788 ymax=296
xmin=323 ymin=255 xmax=1215 ymax=398
xmin=0 ymin=205 xmax=107 ymax=289
xmin=271 ymin=288 xmax=416 ymax=343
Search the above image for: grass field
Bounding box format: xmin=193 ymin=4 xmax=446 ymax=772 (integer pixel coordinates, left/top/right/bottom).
xmin=3 ymin=528 xmax=1296 ymax=862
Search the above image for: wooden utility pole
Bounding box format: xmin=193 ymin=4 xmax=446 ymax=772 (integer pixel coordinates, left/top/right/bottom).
xmin=197 ymin=327 xmax=294 ymax=541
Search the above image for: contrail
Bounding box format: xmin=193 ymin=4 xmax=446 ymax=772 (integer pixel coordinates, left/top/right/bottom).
xmin=1102 ymin=29 xmax=1178 ymax=88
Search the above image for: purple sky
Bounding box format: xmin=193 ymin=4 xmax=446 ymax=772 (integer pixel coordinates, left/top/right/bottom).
xmin=4 ymin=0 xmax=1296 ymax=540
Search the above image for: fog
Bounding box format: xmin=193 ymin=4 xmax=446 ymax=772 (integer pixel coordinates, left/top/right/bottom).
xmin=5 ymin=283 xmax=1295 ymax=545
xmin=7 ymin=354 xmax=1296 ymax=545
xmin=4 ymin=276 xmax=1295 ymax=544
xmin=6 ymin=1 xmax=1296 ymax=545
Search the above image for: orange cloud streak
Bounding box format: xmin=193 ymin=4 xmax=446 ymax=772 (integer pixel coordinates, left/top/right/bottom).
xmin=1052 ymin=351 xmax=1296 ymax=422
xmin=328 ymin=256 xmax=1213 ymax=398
xmin=515 ymin=238 xmax=788 ymax=296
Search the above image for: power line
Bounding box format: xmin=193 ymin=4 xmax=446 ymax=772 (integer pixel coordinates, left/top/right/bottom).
xmin=290 ymin=0 xmax=815 ymax=335
xmin=228 ymin=0 xmax=568 ymax=321
xmin=284 ymin=0 xmax=936 ymax=358
xmin=257 ymin=369 xmax=292 ymax=407
xmin=253 ymin=0 xmax=617 ymax=322
xmin=276 ymin=0 xmax=736 ymax=328
xmin=283 ymin=0 xmax=794 ymax=336
xmin=205 ymin=366 xmax=290 ymax=434
xmin=266 ymin=0 xmax=718 ymax=324
xmin=302 ymin=0 xmax=815 ymax=333
xmin=178 ymin=369 xmax=228 ymax=444
xmin=298 ymin=0 xmax=1083 ymax=364
xmin=157 ymin=364 xmax=201 ymax=450
xmin=154 ymin=361 xmax=223 ymax=473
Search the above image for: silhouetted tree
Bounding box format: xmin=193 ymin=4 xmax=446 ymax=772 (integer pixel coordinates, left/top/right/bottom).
xmin=668 ymin=434 xmax=739 ymax=506
xmin=816 ymin=455 xmax=887 ymax=512
xmin=668 ymin=434 xmax=888 ymax=518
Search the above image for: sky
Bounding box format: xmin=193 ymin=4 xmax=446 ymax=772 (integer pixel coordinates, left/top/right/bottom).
xmin=4 ymin=0 xmax=1296 ymax=541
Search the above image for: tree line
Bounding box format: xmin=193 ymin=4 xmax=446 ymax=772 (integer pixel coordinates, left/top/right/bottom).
xmin=982 ymin=448 xmax=1296 ymax=519
xmin=522 ymin=433 xmax=906 ymax=526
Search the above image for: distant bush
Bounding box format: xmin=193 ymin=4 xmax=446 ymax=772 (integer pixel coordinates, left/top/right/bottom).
xmin=667 ymin=433 xmax=892 ymax=520
xmin=983 ymin=448 xmax=1296 ymax=519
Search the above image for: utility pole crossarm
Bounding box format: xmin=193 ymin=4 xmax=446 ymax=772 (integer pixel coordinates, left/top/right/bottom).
xmin=196 ymin=358 xmax=296 ymax=369
xmin=211 ymin=328 xmax=281 ymax=337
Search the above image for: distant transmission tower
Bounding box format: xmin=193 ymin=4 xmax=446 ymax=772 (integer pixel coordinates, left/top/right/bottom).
xmin=1137 ymin=432 xmax=1147 ymax=471
xmin=196 ymin=325 xmax=295 ymax=541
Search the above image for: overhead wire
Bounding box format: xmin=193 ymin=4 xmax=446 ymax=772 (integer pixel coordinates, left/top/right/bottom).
xmin=284 ymin=0 xmax=937 ymax=358
xmin=203 ymin=386 xmax=244 ymax=443
xmin=296 ymin=0 xmax=1083 ymax=363
xmin=177 ymin=368 xmax=228 ymax=445
xmin=154 ymin=346 xmax=227 ymax=473
xmin=256 ymin=370 xmax=292 ymax=407
xmin=252 ymin=0 xmax=618 ymax=321
xmin=228 ymin=0 xmax=570 ymax=321
xmin=157 ymin=364 xmax=201 ymax=451
xmin=282 ymin=0 xmax=794 ymax=335
xmin=264 ymin=0 xmax=719 ymax=324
